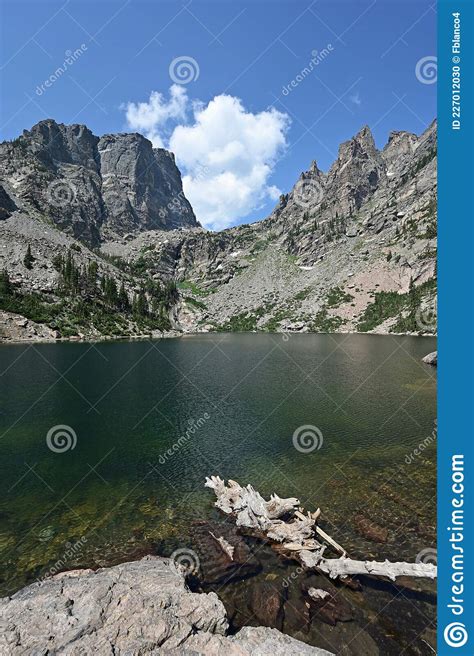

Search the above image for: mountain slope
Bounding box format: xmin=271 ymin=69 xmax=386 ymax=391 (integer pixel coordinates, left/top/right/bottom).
xmin=0 ymin=120 xmax=436 ymax=341
xmin=101 ymin=121 xmax=437 ymax=336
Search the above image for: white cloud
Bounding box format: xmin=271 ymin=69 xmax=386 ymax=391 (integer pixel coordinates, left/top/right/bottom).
xmin=122 ymin=84 xmax=187 ymax=147
xmin=123 ymin=88 xmax=290 ymax=230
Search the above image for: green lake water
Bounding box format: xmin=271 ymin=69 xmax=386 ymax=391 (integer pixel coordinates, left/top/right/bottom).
xmin=0 ymin=333 xmax=437 ymax=654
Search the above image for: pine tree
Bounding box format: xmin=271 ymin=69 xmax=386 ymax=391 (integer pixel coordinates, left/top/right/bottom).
xmin=23 ymin=245 xmax=34 ymax=270
xmin=0 ymin=269 xmax=12 ymax=296
xmin=52 ymin=253 xmax=64 ymax=271
xmin=103 ymin=276 xmax=118 ymax=307
xmin=118 ymin=282 xmax=130 ymax=312
xmin=134 ymin=289 xmax=148 ymax=316
xmin=85 ymin=260 xmax=98 ymax=294
xmin=64 ymin=251 xmax=74 ymax=285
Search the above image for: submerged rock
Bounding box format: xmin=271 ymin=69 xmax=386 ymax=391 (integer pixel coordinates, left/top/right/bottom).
xmin=354 ymin=514 xmax=389 ymax=543
xmin=249 ymin=580 xmax=287 ymax=630
xmin=302 ymin=574 xmax=354 ymax=626
xmin=0 ymin=555 xmax=331 ymax=655
xmin=192 ymin=520 xmax=262 ymax=584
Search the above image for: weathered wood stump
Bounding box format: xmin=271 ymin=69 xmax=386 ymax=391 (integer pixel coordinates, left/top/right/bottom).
xmin=205 ymin=476 xmax=437 ymax=583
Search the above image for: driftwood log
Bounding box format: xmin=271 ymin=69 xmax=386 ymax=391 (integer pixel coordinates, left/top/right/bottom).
xmin=205 ymin=476 xmax=436 ymax=582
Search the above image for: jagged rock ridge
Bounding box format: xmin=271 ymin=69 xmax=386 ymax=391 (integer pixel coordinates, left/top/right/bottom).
xmin=0 ymin=119 xmax=437 ymax=339
xmin=100 ymin=120 xmax=437 ymax=336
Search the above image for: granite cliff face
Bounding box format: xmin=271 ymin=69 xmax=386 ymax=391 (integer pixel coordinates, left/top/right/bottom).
xmin=0 ymin=119 xmax=437 ymax=340
xmin=0 ymin=119 xmax=197 ymax=245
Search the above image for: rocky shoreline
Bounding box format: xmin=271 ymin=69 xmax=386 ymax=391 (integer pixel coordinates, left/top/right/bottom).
xmin=0 ymin=309 xmax=437 ymax=345
xmin=0 ymin=555 xmax=332 ymax=655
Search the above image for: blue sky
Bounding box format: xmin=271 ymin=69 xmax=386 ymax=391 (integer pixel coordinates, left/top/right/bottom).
xmin=0 ymin=0 xmax=436 ymax=229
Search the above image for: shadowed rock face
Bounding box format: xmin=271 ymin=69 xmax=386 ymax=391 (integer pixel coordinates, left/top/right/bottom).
xmin=0 ymin=119 xmax=198 ymax=245
xmin=0 ymin=556 xmax=332 ymax=655
xmin=98 ymin=133 xmax=197 ymax=235
xmin=0 ymin=184 xmax=17 ymax=219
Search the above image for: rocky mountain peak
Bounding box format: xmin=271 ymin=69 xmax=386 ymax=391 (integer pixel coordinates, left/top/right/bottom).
xmin=321 ymin=125 xmax=385 ymax=215
xmin=22 ymin=119 xmax=99 ymax=171
xmin=97 ymin=131 xmax=198 ymax=236
xmin=309 ymin=159 xmax=320 ymax=174
xmin=337 ymin=125 xmax=378 ymax=163
xmin=382 ymin=130 xmax=419 ymax=177
xmin=0 ymin=120 xmax=199 ymax=244
xmin=353 ymin=124 xmax=376 ymax=148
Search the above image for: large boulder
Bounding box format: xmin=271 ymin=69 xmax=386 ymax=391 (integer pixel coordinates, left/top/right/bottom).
xmin=0 ymin=555 xmax=332 ymax=655
xmin=422 ymin=351 xmax=437 ymax=366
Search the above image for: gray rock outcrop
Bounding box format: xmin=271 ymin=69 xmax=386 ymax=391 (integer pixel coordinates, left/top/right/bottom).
xmin=422 ymin=351 xmax=437 ymax=366
xmin=0 ymin=555 xmax=332 ymax=655
xmin=0 ymin=310 xmax=59 ymax=341
xmin=0 ymin=119 xmax=198 ymax=245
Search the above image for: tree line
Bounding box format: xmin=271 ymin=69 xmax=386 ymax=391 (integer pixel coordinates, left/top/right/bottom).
xmin=52 ymin=251 xmax=178 ymax=318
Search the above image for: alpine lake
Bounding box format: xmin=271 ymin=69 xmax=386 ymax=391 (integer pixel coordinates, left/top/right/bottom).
xmin=0 ymin=333 xmax=437 ymax=655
